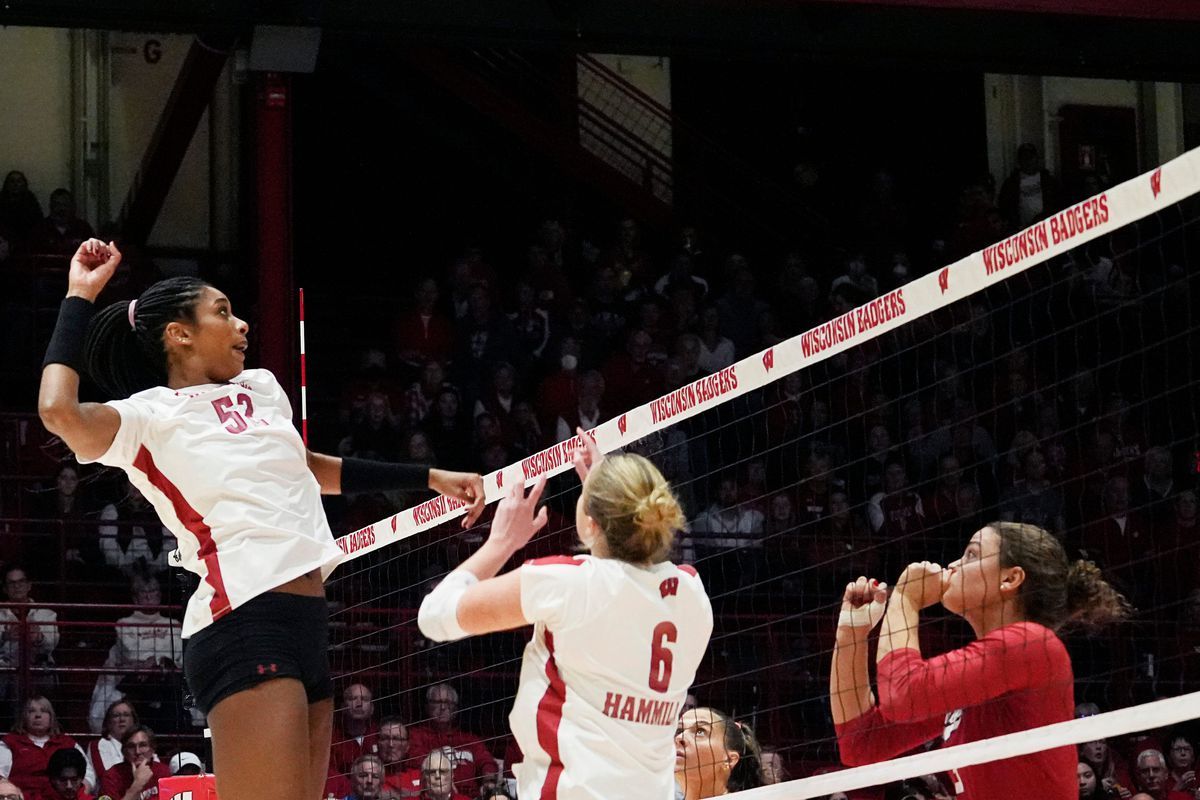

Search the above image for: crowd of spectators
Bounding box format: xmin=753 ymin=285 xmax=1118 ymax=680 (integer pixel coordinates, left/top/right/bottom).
xmin=0 ymin=132 xmax=1196 ymax=799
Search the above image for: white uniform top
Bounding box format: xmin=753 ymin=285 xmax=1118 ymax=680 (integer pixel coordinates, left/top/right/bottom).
xmin=78 ymin=369 xmax=343 ymax=637
xmin=510 ymin=555 xmax=713 ymax=800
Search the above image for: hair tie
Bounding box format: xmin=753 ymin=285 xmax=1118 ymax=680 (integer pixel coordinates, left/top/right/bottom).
xmin=127 ymin=300 xmax=137 ymax=330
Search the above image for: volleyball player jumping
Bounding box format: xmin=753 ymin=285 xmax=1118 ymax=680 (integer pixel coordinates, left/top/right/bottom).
xmin=830 ymin=522 xmax=1129 ymax=800
xmin=38 ymin=239 xmax=486 ymax=800
xmin=419 ymin=432 xmax=713 ymax=800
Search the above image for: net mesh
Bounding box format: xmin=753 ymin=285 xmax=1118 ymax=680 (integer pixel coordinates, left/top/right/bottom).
xmin=323 ymin=151 xmax=1200 ymax=798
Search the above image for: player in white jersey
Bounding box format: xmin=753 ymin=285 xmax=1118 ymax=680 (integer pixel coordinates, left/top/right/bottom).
xmin=38 ymin=239 xmax=486 ymax=800
xmin=419 ymin=433 xmax=714 ymax=800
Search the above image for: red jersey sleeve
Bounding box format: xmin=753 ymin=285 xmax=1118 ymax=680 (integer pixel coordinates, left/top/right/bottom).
xmin=877 ymin=622 xmax=1065 ymax=724
xmin=835 ymin=706 xmax=943 ymax=766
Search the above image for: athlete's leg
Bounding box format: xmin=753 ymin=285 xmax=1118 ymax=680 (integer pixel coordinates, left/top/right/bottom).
xmin=306 ymin=697 xmax=335 ymax=799
xmin=208 ymin=678 xmax=312 ymax=800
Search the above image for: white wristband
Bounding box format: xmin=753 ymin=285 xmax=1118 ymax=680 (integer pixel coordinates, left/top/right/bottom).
xmin=418 ymin=570 xmax=479 ymax=642
xmin=838 ymin=599 xmax=887 ymax=631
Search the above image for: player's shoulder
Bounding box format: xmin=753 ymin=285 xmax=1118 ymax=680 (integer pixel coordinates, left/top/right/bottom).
xmin=992 ymin=621 xmax=1069 ymax=657
xmin=525 ymin=554 xmax=589 ymax=568
xmin=231 ymin=368 xmax=280 ymax=391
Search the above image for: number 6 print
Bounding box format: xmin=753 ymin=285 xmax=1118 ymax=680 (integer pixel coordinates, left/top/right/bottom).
xmin=648 ymin=621 xmax=677 ymax=693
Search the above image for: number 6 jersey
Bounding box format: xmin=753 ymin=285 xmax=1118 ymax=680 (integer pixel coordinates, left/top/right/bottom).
xmin=77 ymin=369 xmax=344 ymax=637
xmin=509 ymin=555 xmax=713 ymax=800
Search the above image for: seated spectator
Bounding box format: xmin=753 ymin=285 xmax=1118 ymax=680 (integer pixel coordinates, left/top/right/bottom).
xmin=46 ymin=748 xmax=91 ymax=800
xmin=536 ymin=337 xmax=580 ymax=426
xmin=509 ymin=401 xmax=543 ymax=457
xmin=553 ymin=371 xmax=606 ymax=444
xmin=98 ymin=479 xmax=177 ymax=578
xmin=0 ymin=566 xmax=59 ymax=704
xmin=86 ymin=700 xmax=138 ymax=778
xmin=338 ymin=392 xmax=404 ymax=462
xmin=760 ymin=750 xmax=787 ymax=785
xmin=688 ymin=476 xmax=765 ymax=596
xmin=377 ymin=717 xmax=420 ymax=796
xmin=0 ymin=171 xmax=43 ymax=246
xmin=716 ymin=267 xmax=769 ymax=358
xmin=341 ymin=754 xmax=385 ymax=800
xmin=1166 ymin=735 xmax=1197 ymax=794
xmin=99 ymin=726 xmax=170 ymax=800
xmin=395 ymin=277 xmax=454 ymax=370
xmin=1080 ymin=476 xmax=1153 ymax=608
xmin=654 ymin=254 xmax=709 ymax=302
xmin=507 ymin=281 xmax=551 ymax=365
xmin=30 ymin=464 xmax=93 ymax=570
xmin=452 ymin=286 xmax=516 ymax=397
xmin=867 ymin=462 xmax=925 ymax=570
xmin=405 ymin=361 xmax=450 ymax=431
xmin=1131 ymin=447 xmax=1177 ymax=524
xmin=427 ymin=387 xmax=471 ymax=468
xmin=1134 ymin=750 xmax=1191 ymax=800
xmin=923 ymin=455 xmax=963 ymax=531
xmin=0 ymin=696 xmax=94 ymax=798
xmin=602 ymin=330 xmax=662 ymax=412
xmin=417 ymin=750 xmax=470 ymax=800
xmin=1000 ymin=449 xmax=1066 ymax=540
xmin=474 ymin=362 xmax=519 ymax=441
xmin=696 ymin=306 xmax=735 ymax=374
xmin=1080 ymin=738 xmax=1132 ymax=800
xmin=0 ymin=778 xmax=20 ymax=800
xmin=408 ymin=684 xmax=497 ymax=797
xmin=88 ymin=575 xmax=182 ymax=735
xmin=675 ymin=708 xmax=765 ymax=799
xmin=167 ymin=752 xmax=203 ymax=777
xmin=27 ymin=188 xmax=94 ymax=256
xmin=830 ymin=251 xmax=879 ymax=299
xmin=330 ymin=684 xmax=379 ymax=779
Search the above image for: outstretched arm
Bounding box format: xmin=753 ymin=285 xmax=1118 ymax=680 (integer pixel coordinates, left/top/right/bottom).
xmin=830 ymin=577 xmax=887 ymax=725
xmin=38 ymin=240 xmax=124 ymax=462
xmin=419 ymin=476 xmax=549 ymax=641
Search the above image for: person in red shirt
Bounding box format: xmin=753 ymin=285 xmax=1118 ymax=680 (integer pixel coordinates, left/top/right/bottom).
xmin=329 ymin=684 xmax=379 ymax=780
xmin=46 ymin=748 xmax=93 ymax=800
xmin=408 ymin=684 xmax=498 ymax=797
xmin=0 ymin=696 xmax=91 ymax=800
xmin=377 ymin=718 xmax=420 ymax=796
xmin=417 ymin=750 xmax=471 ymax=800
xmin=831 ymin=521 xmax=1130 ymax=800
xmin=1134 ymin=750 xmax=1195 ymax=800
xmin=99 ymin=727 xmax=170 ymax=800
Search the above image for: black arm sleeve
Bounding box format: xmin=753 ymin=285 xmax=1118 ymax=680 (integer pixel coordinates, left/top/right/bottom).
xmin=340 ymin=458 xmax=430 ymax=493
xmin=43 ymin=296 xmax=97 ymax=371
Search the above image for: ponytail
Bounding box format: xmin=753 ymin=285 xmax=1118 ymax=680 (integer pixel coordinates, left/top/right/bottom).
xmin=1065 ymin=559 xmax=1132 ymax=632
xmin=83 ymin=277 xmax=207 ymax=398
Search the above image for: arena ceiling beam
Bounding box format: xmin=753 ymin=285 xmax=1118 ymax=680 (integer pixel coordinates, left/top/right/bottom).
xmin=4 ymin=0 xmax=1200 ymax=80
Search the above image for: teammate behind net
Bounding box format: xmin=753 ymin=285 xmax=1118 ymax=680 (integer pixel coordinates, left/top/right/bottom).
xmin=831 ymin=522 xmax=1131 ymax=800
xmin=419 ymin=431 xmax=714 ymax=800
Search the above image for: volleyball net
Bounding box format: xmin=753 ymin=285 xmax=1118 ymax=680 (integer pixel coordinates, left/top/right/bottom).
xmin=323 ymin=147 xmax=1200 ymax=797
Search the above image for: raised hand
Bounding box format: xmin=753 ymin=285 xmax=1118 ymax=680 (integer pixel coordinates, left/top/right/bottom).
xmin=571 ymin=426 xmax=604 ymax=483
xmin=67 ymin=238 xmax=122 ymax=302
xmin=894 ymin=561 xmax=949 ymax=610
xmin=838 ymin=576 xmax=888 ymax=632
xmin=486 ymin=475 xmax=549 ymax=555
xmin=428 ymin=469 xmax=487 ymax=528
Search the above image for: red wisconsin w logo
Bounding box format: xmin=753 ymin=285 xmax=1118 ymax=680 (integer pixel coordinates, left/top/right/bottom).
xmin=762 ymin=349 xmax=774 ymax=371
xmin=1151 ymin=168 xmax=1163 ymax=198
xmin=617 ymin=414 xmax=627 ymax=435
xmin=496 ymin=472 xmax=504 ymax=488
xmin=391 ymin=515 xmax=398 ymax=533
xmin=659 ymin=577 xmax=679 ymax=598
xmin=938 ymin=268 xmax=950 ymax=294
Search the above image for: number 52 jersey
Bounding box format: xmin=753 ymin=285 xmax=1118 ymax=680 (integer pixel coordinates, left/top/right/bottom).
xmin=77 ymin=369 xmax=344 ymax=637
xmin=509 ymin=555 xmax=713 ymax=800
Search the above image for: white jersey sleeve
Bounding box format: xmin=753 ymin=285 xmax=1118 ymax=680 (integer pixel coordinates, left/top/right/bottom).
xmin=76 ymin=369 xmax=343 ymax=637
xmin=519 ymin=555 xmax=596 ymax=632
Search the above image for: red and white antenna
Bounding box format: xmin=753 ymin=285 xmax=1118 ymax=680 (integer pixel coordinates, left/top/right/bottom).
xmin=298 ymin=287 xmax=309 ymax=446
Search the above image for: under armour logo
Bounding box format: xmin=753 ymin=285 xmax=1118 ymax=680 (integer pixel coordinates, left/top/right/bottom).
xmin=762 ymin=349 xmax=774 ymax=372
xmin=256 ymin=663 xmax=278 ymax=675
xmin=1151 ymin=168 xmax=1163 ymax=198
xmin=617 ymin=414 xmax=627 ymax=435
xmin=496 ymin=472 xmax=504 ymax=488
xmin=938 ymin=267 xmax=950 ymax=294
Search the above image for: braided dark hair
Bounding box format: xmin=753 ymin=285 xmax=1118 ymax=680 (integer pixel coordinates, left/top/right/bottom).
xmin=83 ymin=276 xmax=209 ymax=399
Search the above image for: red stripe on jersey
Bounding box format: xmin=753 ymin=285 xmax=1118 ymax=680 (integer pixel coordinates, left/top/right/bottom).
xmin=133 ymin=445 xmax=232 ymax=620
xmin=526 ymin=555 xmax=586 ymax=567
xmin=678 ymin=564 xmax=698 ymax=577
xmin=536 ymin=630 xmax=567 ymax=799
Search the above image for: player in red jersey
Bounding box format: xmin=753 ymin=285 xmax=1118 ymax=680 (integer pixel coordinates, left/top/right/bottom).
xmin=831 ymin=521 xmax=1129 ymax=800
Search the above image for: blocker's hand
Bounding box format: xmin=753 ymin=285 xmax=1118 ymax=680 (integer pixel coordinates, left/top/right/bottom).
xmin=67 ymin=238 xmax=122 ymax=302
xmin=429 ymin=469 xmax=487 ymax=528
xmin=894 ymin=561 xmax=948 ymax=609
xmin=838 ymin=576 xmax=888 ymax=632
